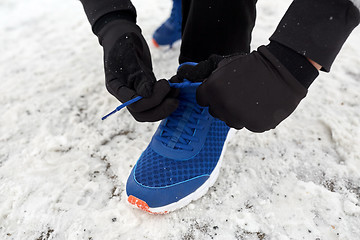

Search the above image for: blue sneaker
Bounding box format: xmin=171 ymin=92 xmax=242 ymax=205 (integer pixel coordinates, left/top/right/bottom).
xmin=152 ymin=0 xmax=182 ymax=48
xmin=126 ymin=77 xmax=231 ymax=214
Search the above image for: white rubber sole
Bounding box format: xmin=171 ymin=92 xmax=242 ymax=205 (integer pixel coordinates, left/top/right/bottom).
xmin=127 ymin=129 xmax=235 ymax=214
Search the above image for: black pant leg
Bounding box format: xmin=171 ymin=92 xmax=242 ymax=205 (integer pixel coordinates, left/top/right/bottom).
xmin=180 ymin=0 xmax=257 ymax=63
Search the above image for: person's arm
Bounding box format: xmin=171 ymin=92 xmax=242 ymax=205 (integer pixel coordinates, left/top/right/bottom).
xmin=308 ymin=58 xmax=322 ymax=71
xmin=80 ymin=0 xmax=179 ymax=122
xmin=270 ymin=0 xmax=360 ymax=73
xmin=177 ymin=0 xmax=360 ymax=132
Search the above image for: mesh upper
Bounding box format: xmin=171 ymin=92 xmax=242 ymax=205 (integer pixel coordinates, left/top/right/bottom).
xmin=134 ymin=119 xmax=230 ymax=188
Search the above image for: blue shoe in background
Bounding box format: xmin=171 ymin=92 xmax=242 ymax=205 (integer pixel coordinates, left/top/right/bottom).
xmin=152 ymin=0 xmax=182 ymax=48
xmin=126 ymin=75 xmax=231 ymax=214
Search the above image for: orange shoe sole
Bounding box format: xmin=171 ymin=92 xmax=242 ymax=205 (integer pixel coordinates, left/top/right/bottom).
xmin=152 ymin=39 xmax=160 ymax=48
xmin=127 ymin=195 xmax=168 ymax=215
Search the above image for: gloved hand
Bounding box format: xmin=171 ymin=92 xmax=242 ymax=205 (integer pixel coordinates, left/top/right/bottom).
xmin=177 ymin=46 xmax=308 ymax=132
xmin=98 ymin=19 xmax=179 ymax=122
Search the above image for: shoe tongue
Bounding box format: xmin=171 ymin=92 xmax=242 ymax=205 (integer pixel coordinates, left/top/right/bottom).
xmin=163 ymin=81 xmax=199 ymax=149
xmin=178 ymin=82 xmax=197 ymax=104
xmin=166 ymin=103 xmax=193 ymax=149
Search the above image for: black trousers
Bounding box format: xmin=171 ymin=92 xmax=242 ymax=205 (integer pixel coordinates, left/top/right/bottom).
xmin=179 ymin=0 xmax=257 ymax=63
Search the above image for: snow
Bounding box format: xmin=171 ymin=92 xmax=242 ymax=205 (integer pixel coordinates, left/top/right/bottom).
xmin=350 ymin=0 xmax=360 ymax=10
xmin=0 ymin=0 xmax=360 ymax=239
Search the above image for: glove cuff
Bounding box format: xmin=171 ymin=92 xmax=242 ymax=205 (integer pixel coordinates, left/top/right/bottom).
xmin=266 ymin=41 xmax=319 ymax=89
xmin=97 ymin=19 xmax=141 ymax=46
xmin=258 ymin=46 xmax=308 ymax=99
xmin=270 ymin=0 xmax=360 ymax=72
xmin=93 ymin=11 xmax=136 ymax=36
xmin=80 ymin=0 xmax=137 ymax=34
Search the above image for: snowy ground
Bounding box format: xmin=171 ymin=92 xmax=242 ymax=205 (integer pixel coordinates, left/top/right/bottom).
xmin=1 ymin=0 xmax=360 ymax=239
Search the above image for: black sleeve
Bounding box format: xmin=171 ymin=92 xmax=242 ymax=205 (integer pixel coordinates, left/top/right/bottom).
xmin=80 ymin=0 xmax=137 ymax=33
xmin=270 ymin=0 xmax=360 ymax=72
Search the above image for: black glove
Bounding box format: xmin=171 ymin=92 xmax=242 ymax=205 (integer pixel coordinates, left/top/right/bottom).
xmin=177 ymin=46 xmax=309 ymax=132
xmin=98 ymin=19 xmax=178 ymax=122
xmin=177 ymin=55 xmax=227 ymax=81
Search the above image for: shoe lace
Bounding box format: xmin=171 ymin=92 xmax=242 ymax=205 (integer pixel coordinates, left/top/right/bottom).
xmin=155 ymin=96 xmax=207 ymax=151
xmin=101 ymin=81 xmax=206 ymax=152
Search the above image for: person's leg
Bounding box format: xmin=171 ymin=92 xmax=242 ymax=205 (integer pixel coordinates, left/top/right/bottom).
xmin=180 ymin=0 xmax=257 ymax=63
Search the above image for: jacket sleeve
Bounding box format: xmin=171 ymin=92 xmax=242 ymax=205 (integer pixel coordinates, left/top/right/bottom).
xmin=80 ymin=0 xmax=137 ymax=32
xmin=270 ymin=0 xmax=360 ymax=72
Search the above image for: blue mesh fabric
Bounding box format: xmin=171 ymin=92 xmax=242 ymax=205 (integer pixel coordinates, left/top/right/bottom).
xmin=134 ymin=119 xmax=230 ymax=188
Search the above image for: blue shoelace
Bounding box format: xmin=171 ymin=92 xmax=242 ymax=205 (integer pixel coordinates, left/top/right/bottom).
xmin=102 ymin=81 xmax=205 ymax=151
xmin=102 ymin=80 xmax=200 ymax=120
xmin=154 ymin=94 xmax=207 ymax=151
